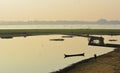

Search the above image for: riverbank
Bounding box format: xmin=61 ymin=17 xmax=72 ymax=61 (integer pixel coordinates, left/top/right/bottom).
xmin=0 ymin=29 xmax=120 ymax=35
xmin=0 ymin=29 xmax=119 ymax=38
xmin=52 ymin=48 xmax=120 ymax=73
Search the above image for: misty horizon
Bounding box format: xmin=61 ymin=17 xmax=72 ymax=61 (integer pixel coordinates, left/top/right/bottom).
xmin=0 ymin=19 xmax=120 ymax=24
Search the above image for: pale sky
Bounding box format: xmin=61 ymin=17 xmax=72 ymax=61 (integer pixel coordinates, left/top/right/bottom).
xmin=0 ymin=0 xmax=120 ymax=21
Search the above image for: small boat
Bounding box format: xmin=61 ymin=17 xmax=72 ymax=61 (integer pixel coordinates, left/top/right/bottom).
xmin=50 ymin=39 xmax=64 ymax=41
xmin=62 ymin=35 xmax=73 ymax=38
xmin=1 ymin=36 xmax=13 ymax=39
xmin=109 ymin=39 xmax=117 ymax=41
xmin=64 ymin=53 xmax=85 ymax=58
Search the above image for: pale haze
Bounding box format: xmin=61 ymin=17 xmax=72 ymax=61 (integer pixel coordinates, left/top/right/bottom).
xmin=0 ymin=0 xmax=120 ymax=21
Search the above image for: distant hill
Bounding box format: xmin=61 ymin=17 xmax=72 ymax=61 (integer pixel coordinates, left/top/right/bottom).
xmin=0 ymin=19 xmax=120 ymax=25
xmin=96 ymin=19 xmax=120 ymax=24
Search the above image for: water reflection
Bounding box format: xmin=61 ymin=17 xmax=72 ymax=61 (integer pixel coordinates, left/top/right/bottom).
xmin=0 ymin=35 xmax=119 ymax=73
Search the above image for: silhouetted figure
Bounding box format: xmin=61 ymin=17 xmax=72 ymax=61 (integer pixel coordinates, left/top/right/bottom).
xmin=94 ymin=54 xmax=97 ymax=59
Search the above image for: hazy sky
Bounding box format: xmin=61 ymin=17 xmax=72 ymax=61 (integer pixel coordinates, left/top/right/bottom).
xmin=0 ymin=0 xmax=120 ymax=21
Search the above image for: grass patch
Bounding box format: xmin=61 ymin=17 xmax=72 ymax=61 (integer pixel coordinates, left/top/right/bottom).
xmin=0 ymin=29 xmax=119 ymax=35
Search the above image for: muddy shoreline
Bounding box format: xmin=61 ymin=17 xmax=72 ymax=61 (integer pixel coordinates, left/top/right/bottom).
xmin=52 ymin=48 xmax=120 ymax=73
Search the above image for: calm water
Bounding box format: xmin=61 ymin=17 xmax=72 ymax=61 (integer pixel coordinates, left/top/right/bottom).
xmin=0 ymin=24 xmax=120 ymax=73
xmin=0 ymin=35 xmax=119 ymax=73
xmin=0 ymin=24 xmax=120 ymax=29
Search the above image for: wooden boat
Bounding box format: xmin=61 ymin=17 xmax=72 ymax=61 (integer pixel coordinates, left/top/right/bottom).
xmin=50 ymin=39 xmax=64 ymax=41
xmin=109 ymin=39 xmax=117 ymax=41
xmin=64 ymin=53 xmax=85 ymax=58
xmin=62 ymin=35 xmax=73 ymax=38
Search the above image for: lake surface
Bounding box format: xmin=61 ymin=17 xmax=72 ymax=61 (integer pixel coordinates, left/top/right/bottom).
xmin=0 ymin=35 xmax=119 ymax=73
xmin=0 ymin=24 xmax=120 ymax=29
